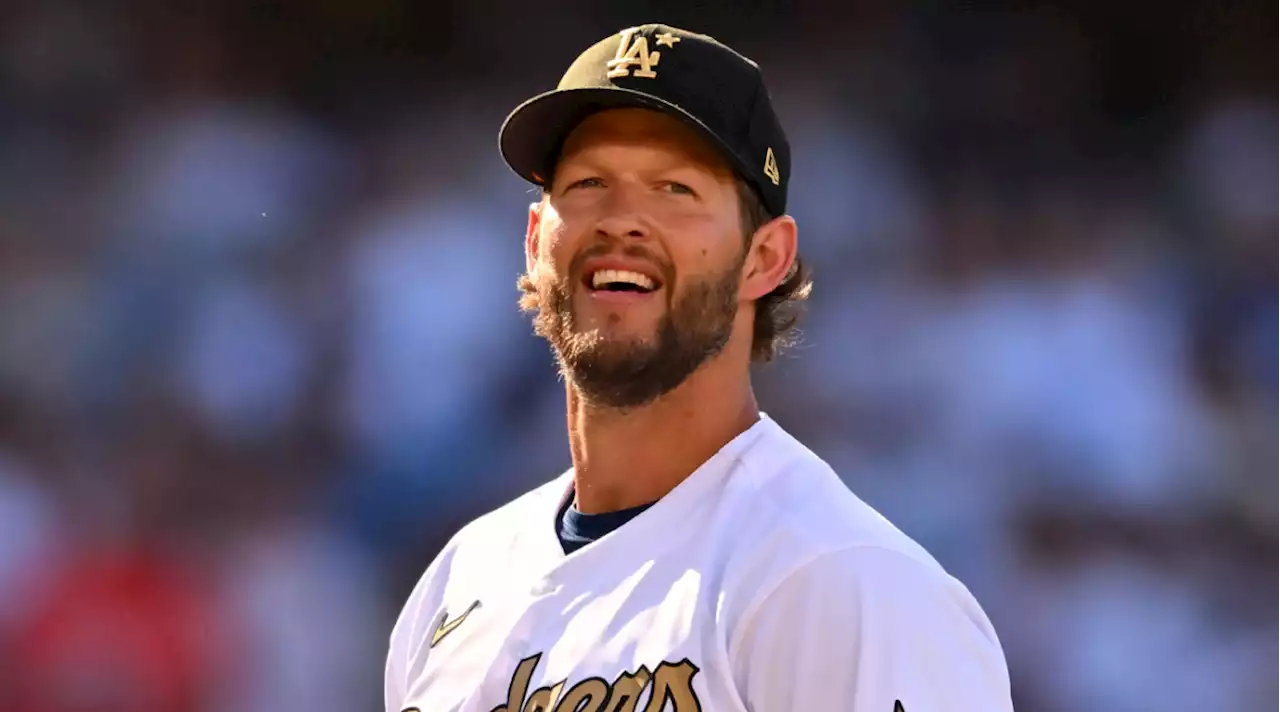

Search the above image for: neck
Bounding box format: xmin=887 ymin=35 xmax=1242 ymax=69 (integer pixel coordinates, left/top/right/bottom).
xmin=565 ymin=350 xmax=760 ymax=514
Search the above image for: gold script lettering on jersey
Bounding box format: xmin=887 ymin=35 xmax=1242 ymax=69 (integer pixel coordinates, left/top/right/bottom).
xmin=489 ymin=652 xmax=703 ymax=712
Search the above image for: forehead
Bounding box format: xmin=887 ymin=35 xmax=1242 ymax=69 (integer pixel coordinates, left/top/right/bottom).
xmin=557 ymin=108 xmax=734 ymax=176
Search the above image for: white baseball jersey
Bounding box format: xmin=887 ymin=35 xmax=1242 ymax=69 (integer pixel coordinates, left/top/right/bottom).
xmin=385 ymin=414 xmax=1013 ymax=711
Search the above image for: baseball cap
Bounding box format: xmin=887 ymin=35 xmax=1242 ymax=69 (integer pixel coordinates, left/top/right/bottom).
xmin=499 ymin=24 xmax=791 ymax=217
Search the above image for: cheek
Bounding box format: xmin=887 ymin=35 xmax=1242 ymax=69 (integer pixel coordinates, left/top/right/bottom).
xmin=670 ymin=221 xmax=740 ymax=279
xmin=536 ymin=213 xmax=579 ymax=279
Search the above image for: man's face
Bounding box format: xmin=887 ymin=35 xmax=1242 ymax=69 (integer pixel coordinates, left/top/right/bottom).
xmin=522 ymin=108 xmax=749 ymax=409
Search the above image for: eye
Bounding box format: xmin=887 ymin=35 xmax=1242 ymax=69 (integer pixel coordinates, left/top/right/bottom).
xmin=663 ymin=181 xmax=697 ymax=197
xmin=564 ymin=177 xmax=605 ymax=191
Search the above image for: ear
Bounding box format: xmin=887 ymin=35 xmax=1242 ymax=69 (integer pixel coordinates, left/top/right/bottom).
xmin=740 ymin=214 xmax=798 ymax=301
xmin=525 ymin=200 xmax=542 ymax=276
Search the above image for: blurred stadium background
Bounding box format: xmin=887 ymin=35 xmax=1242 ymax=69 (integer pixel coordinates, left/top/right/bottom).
xmin=0 ymin=1 xmax=1274 ymax=710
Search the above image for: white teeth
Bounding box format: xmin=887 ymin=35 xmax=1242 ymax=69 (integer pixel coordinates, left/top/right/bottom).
xmin=591 ymin=269 xmax=656 ymax=290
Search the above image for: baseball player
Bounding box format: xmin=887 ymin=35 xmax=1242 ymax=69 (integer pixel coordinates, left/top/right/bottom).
xmin=386 ymin=24 xmax=1014 ymax=712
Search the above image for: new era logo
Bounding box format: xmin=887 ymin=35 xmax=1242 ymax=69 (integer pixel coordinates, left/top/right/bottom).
xmin=764 ymin=147 xmax=781 ymax=185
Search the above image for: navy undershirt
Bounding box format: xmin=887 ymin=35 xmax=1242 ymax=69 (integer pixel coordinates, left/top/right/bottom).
xmin=556 ymin=490 xmax=656 ymax=555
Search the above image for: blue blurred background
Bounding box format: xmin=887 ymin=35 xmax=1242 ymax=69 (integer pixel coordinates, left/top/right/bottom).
xmin=0 ymin=1 xmax=1274 ymax=710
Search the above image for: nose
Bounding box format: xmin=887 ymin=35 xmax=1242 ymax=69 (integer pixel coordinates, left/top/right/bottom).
xmin=594 ymin=185 xmax=650 ymax=241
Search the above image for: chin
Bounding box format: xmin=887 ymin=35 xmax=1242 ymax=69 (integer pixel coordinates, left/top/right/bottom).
xmin=573 ymin=308 xmax=659 ymax=336
xmin=578 ymin=326 xmax=656 ymax=350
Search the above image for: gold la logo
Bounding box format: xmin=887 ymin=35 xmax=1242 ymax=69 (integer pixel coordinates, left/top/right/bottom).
xmin=763 ymin=147 xmax=781 ymax=186
xmin=491 ymin=652 xmax=703 ymax=712
xmin=606 ymin=28 xmax=677 ymax=79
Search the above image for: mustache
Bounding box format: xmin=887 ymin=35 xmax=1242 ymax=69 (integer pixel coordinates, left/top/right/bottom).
xmin=568 ymin=243 xmax=673 ymax=286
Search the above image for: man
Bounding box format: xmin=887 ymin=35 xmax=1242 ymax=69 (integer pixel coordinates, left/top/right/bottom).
xmin=385 ymin=24 xmax=1014 ymax=712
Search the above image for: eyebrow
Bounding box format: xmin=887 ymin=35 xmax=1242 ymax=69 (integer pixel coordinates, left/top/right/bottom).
xmin=556 ymin=154 xmax=727 ymax=182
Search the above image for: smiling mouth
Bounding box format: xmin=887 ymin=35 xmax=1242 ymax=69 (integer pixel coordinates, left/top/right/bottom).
xmin=584 ymin=269 xmax=661 ymax=295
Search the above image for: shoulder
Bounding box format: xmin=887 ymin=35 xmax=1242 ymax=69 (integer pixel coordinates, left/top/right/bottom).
xmin=720 ymin=414 xmax=948 ymax=575
xmin=719 ymin=421 xmax=1010 ymax=704
xmin=728 ymin=545 xmax=1013 ymax=710
xmin=716 ymin=415 xmax=999 ymax=637
xmin=386 ymin=471 xmax=570 ymax=646
xmin=406 ymin=469 xmax=569 ymax=588
xmin=736 ymin=545 xmax=1002 ymax=652
xmin=446 ymin=471 xmax=572 ymax=557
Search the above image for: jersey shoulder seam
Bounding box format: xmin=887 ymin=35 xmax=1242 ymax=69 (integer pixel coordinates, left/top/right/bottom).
xmin=726 ymin=540 xmax=947 ymax=661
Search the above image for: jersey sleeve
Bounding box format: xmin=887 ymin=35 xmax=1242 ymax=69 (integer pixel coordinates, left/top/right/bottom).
xmin=384 ymin=631 xmax=405 ymax=712
xmin=731 ymin=545 xmax=1013 ymax=712
xmin=384 ymin=539 xmax=458 ymax=712
xmin=385 ymin=572 xmax=425 ymax=712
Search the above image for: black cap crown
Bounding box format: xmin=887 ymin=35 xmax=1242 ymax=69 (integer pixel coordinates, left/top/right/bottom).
xmin=499 ymin=24 xmax=791 ymax=217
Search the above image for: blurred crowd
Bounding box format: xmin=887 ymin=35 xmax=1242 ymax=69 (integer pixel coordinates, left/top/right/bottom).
xmin=0 ymin=2 xmax=1273 ymax=711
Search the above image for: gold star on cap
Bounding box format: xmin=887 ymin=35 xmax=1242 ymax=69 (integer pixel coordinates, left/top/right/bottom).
xmin=655 ymin=32 xmax=681 ymax=48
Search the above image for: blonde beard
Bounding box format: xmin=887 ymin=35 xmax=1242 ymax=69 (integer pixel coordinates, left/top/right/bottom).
xmin=515 ymin=262 xmax=742 ymax=409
